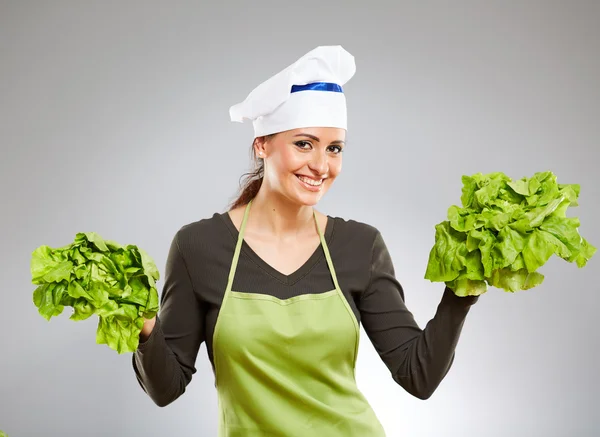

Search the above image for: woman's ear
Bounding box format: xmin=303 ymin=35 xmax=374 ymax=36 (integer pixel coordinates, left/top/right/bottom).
xmin=253 ymin=136 xmax=268 ymax=158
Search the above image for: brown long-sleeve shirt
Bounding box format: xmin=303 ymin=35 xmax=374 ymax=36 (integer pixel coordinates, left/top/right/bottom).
xmin=132 ymin=211 xmax=478 ymax=407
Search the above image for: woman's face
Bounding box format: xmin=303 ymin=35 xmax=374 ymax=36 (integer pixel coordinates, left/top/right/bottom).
xmin=257 ymin=127 xmax=345 ymax=206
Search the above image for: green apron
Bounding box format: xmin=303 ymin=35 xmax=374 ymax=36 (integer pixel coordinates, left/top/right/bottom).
xmin=213 ymin=200 xmax=386 ymax=436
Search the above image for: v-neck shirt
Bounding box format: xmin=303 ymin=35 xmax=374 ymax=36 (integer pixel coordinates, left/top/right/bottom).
xmin=220 ymin=210 xmax=335 ymax=286
xmin=133 ymin=210 xmax=479 ymax=407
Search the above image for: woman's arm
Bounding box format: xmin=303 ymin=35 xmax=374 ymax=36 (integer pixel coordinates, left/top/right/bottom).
xmin=132 ymin=231 xmax=206 ymax=407
xmin=359 ymin=231 xmax=478 ymax=400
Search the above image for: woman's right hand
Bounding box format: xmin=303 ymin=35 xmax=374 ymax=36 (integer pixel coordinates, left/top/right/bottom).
xmin=139 ymin=316 xmax=156 ymax=343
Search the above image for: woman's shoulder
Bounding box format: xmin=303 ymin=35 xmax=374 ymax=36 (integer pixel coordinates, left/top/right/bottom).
xmin=327 ymin=214 xmax=382 ymax=246
xmin=177 ymin=211 xmax=228 ymax=232
xmin=171 ymin=211 xmax=235 ymax=251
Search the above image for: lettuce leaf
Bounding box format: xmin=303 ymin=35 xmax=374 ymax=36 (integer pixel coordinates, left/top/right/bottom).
xmin=31 ymin=232 xmax=160 ymax=354
xmin=425 ymin=171 xmax=596 ymax=296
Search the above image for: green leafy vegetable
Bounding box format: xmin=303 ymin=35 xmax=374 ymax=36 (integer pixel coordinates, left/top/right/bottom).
xmin=425 ymin=171 xmax=596 ymax=296
xmin=31 ymin=232 xmax=160 ymax=353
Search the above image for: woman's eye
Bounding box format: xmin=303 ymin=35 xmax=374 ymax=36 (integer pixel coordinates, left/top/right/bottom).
xmin=294 ymin=141 xmax=343 ymax=154
xmin=294 ymin=141 xmax=312 ymax=149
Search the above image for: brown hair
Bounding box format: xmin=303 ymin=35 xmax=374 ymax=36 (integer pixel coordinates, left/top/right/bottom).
xmin=229 ymin=134 xmax=275 ymax=210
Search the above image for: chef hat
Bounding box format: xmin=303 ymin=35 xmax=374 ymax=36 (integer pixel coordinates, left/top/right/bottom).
xmin=229 ymin=45 xmax=356 ymax=137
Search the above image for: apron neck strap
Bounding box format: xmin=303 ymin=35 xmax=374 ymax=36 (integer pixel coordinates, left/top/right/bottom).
xmin=314 ymin=209 xmax=341 ymax=291
xmin=226 ymin=199 xmax=252 ymax=292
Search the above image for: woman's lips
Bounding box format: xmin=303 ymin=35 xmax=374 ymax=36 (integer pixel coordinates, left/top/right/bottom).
xmin=296 ymin=175 xmax=324 ymax=192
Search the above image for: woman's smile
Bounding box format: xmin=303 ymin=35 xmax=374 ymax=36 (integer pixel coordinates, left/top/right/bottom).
xmin=296 ymin=174 xmax=325 ymax=191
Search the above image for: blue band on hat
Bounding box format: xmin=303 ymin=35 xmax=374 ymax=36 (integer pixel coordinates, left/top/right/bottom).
xmin=290 ymin=82 xmax=343 ymax=93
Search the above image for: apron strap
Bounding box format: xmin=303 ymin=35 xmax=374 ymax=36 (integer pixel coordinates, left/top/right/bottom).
xmin=225 ymin=199 xmax=252 ymax=293
xmin=314 ymin=210 xmax=341 ymax=291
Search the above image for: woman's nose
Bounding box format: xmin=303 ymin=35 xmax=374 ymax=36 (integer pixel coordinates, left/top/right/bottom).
xmin=309 ymin=151 xmax=329 ymax=175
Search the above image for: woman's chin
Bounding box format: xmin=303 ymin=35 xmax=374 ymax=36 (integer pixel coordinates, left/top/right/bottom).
xmin=276 ymin=183 xmax=329 ymax=207
xmin=293 ymin=191 xmax=325 ymax=207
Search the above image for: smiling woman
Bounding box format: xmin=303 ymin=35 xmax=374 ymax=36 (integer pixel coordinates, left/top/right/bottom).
xmin=132 ymin=45 xmax=479 ymax=437
xmin=248 ymin=128 xmax=344 ymax=203
xmin=230 ymin=128 xmax=346 ymax=211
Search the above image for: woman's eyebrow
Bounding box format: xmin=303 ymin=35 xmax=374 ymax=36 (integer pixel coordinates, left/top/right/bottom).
xmin=293 ymin=133 xmax=345 ymax=145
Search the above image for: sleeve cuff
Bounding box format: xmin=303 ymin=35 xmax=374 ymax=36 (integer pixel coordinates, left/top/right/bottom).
xmin=441 ymin=285 xmax=480 ymax=308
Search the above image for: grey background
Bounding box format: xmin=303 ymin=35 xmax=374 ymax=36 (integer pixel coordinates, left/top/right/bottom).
xmin=1 ymin=1 xmax=598 ymax=436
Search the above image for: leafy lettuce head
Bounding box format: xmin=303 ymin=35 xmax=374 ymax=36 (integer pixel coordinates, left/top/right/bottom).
xmin=425 ymin=171 xmax=596 ymax=296
xmin=31 ymin=232 xmax=160 ymax=353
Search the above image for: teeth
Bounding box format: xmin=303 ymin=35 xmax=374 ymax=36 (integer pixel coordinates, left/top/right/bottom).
xmin=298 ymin=176 xmax=323 ymax=186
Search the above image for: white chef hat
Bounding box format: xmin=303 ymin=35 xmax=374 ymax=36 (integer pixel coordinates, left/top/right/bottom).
xmin=229 ymin=45 xmax=356 ymax=137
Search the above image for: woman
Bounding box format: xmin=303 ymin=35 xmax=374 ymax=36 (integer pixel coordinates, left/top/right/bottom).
xmin=133 ymin=45 xmax=479 ymax=436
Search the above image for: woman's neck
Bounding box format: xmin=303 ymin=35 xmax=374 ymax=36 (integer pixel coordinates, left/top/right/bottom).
xmin=248 ymin=187 xmax=315 ymax=239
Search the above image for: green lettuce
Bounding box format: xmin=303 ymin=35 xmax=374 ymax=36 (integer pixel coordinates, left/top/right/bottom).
xmin=31 ymin=232 xmax=160 ymax=353
xmin=425 ymin=171 xmax=596 ymax=296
